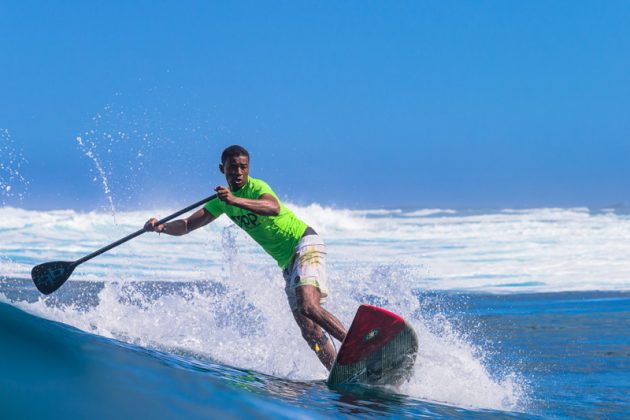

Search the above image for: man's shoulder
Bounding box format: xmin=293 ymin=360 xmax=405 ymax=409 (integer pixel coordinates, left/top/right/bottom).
xmin=247 ymin=176 xmax=271 ymax=187
xmin=246 ymin=177 xmax=275 ymax=194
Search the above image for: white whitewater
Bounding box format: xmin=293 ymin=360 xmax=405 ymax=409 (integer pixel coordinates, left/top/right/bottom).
xmin=3 ymin=204 xmax=630 ymax=411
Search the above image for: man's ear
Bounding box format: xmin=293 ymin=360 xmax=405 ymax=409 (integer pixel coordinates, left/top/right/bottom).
xmin=219 ymin=163 xmax=224 ymax=174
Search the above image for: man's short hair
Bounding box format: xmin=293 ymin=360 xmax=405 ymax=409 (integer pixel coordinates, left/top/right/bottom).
xmin=221 ymin=145 xmax=250 ymax=164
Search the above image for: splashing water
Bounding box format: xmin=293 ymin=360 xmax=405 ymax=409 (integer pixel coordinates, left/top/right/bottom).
xmin=6 ymin=267 xmax=528 ymax=412
xmin=0 ymin=129 xmax=29 ymax=205
xmin=75 ymin=135 xmax=116 ymax=216
xmin=74 ymin=103 xmax=158 ymax=216
xmin=1 ymin=205 xmax=536 ymax=412
xmin=72 ymin=96 xmax=225 ymax=214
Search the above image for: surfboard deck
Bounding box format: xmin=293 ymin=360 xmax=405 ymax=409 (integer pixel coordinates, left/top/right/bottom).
xmin=327 ymin=304 xmax=418 ymax=387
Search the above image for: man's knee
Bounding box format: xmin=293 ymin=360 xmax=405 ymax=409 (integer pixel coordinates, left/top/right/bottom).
xmin=298 ymin=301 xmax=322 ymax=320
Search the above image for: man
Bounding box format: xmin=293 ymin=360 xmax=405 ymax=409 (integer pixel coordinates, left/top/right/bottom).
xmin=144 ymin=145 xmax=347 ymax=370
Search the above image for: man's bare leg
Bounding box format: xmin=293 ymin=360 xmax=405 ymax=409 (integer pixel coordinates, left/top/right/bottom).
xmin=295 ymin=285 xmax=347 ymax=344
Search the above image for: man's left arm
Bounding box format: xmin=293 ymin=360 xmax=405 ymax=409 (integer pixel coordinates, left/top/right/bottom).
xmin=215 ymin=186 xmax=280 ymax=216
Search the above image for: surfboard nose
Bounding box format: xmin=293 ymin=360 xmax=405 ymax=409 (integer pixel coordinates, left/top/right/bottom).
xmin=327 ymin=305 xmax=418 ymax=387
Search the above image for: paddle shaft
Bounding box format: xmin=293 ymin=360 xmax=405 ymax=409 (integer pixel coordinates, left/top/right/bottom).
xmin=74 ymin=194 xmax=217 ymax=266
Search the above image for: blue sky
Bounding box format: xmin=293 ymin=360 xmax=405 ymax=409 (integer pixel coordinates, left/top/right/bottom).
xmin=1 ymin=1 xmax=629 ymax=210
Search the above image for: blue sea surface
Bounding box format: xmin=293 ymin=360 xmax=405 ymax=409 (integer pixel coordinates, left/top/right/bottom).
xmin=1 ymin=206 xmax=629 ymax=418
xmin=1 ymin=278 xmax=628 ymax=419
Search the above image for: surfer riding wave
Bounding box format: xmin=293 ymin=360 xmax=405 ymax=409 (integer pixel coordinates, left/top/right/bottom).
xmin=144 ymin=145 xmax=347 ymax=370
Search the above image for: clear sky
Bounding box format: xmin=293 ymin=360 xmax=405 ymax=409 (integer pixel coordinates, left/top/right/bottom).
xmin=1 ymin=1 xmax=629 ymax=210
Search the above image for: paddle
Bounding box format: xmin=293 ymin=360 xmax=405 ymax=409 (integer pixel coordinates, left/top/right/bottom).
xmin=31 ymin=194 xmax=218 ymax=295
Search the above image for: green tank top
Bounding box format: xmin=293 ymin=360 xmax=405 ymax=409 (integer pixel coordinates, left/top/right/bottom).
xmin=204 ymin=177 xmax=307 ymax=268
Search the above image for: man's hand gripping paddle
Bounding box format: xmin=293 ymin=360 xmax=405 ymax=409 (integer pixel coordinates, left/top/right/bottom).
xmin=31 ymin=194 xmax=217 ymax=295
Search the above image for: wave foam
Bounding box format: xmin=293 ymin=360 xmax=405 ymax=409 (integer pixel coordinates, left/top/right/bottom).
xmin=3 ymin=260 xmax=528 ymax=412
xmin=1 ymin=205 xmax=630 ymax=293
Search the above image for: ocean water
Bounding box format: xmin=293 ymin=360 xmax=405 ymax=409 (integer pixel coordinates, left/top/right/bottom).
xmin=1 ymin=205 xmax=629 ymax=418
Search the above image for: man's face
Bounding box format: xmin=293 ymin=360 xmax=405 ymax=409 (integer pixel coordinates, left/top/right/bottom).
xmin=220 ymin=155 xmax=250 ymax=191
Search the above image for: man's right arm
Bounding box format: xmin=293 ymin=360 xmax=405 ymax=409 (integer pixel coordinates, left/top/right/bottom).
xmin=144 ymin=208 xmax=216 ymax=236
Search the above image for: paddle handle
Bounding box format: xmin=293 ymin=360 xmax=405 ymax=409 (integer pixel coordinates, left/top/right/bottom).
xmin=74 ymin=194 xmax=217 ymax=266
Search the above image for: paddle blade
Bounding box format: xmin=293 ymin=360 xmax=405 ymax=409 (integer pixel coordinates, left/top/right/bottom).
xmin=31 ymin=261 xmax=75 ymax=295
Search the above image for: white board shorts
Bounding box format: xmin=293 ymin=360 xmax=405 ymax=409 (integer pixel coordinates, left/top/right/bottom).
xmin=282 ymin=234 xmax=329 ymax=311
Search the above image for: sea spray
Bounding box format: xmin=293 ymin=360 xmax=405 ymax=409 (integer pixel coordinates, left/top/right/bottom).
xmin=73 ymin=97 xmax=226 ymax=214
xmin=75 ymin=134 xmax=116 ymax=217
xmin=75 ymin=102 xmax=157 ymax=217
xmin=327 ymin=262 xmax=528 ymax=411
xmin=0 ymin=129 xmax=29 ymax=284
xmin=0 ymin=129 xmax=29 ymax=205
xmin=6 ymin=261 xmax=528 ymax=411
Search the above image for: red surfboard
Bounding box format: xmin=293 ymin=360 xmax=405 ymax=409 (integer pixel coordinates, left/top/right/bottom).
xmin=327 ymin=304 xmax=418 ymax=386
